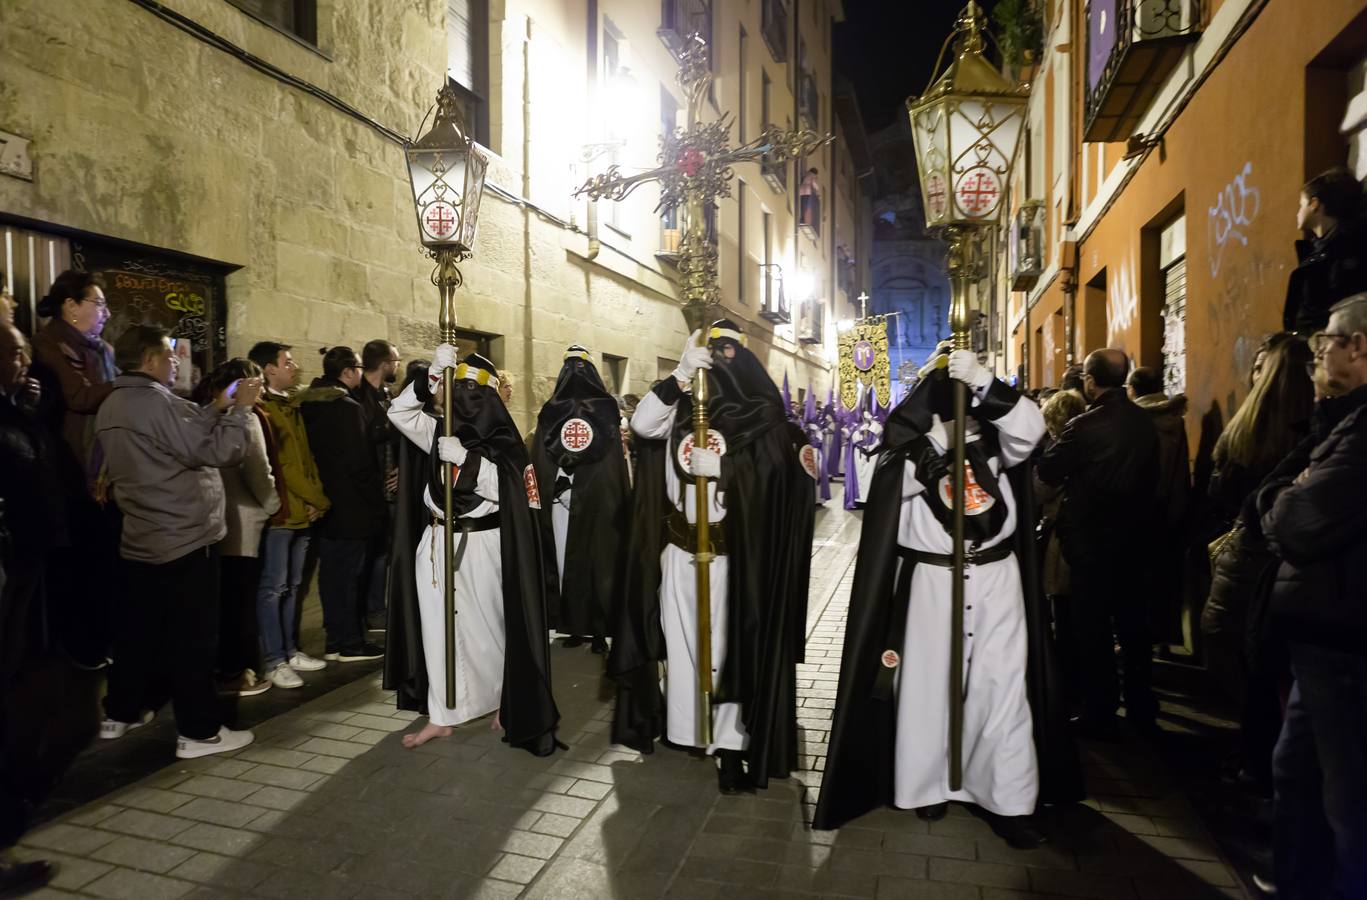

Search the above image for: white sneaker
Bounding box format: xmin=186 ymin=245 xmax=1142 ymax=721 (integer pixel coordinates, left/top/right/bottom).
xmin=176 ymin=726 xmax=255 ymax=760
xmin=288 ymin=651 xmax=327 ymax=672
xmin=99 ymin=710 xmax=154 ymax=740
xmin=267 ymin=663 xmax=304 ymax=689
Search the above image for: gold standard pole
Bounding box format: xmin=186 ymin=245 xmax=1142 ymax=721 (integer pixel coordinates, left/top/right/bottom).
xmin=944 ymin=226 xmax=978 ymax=791
xmin=679 ymin=104 xmax=715 ymax=749
xmin=434 ymin=247 xmax=462 ymax=709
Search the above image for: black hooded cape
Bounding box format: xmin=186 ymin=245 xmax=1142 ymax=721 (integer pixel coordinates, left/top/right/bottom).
xmin=382 ymin=365 xmax=562 ymax=756
xmin=609 ymin=340 xmax=815 ymax=789
xmin=529 ymin=356 xmax=631 ymax=638
xmin=812 ymin=369 xmax=1084 ymax=830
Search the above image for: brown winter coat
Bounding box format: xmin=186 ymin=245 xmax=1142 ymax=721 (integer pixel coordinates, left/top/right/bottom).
xmin=31 ymin=318 xmax=116 ymax=481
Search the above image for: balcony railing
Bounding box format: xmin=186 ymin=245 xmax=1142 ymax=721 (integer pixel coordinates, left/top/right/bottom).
xmin=760 ymin=266 xmax=790 ymax=324
xmin=761 ymin=0 xmax=788 ymax=63
xmin=798 ymin=193 xmax=821 ymax=239
xmin=797 ymin=299 xmax=823 ymax=344
xmin=1010 ymin=201 xmax=1044 ymax=292
xmin=659 ymin=0 xmax=710 ymax=58
xmin=1084 ymin=0 xmax=1201 ymax=142
xmin=798 ymin=70 xmax=819 ymax=130
xmin=761 ymin=153 xmax=787 ymax=194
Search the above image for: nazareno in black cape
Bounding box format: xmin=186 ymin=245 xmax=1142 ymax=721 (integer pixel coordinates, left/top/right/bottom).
xmin=529 ymin=353 xmax=631 ymax=638
xmin=382 ymin=357 xmax=563 ymax=757
xmin=812 ymin=368 xmax=1084 ymax=830
xmin=608 ymin=336 xmax=815 ymax=789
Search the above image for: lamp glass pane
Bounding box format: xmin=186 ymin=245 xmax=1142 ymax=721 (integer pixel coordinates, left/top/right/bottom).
xmin=946 ymin=96 xmax=1024 ymax=222
xmin=407 ymin=146 xmax=471 ymax=247
xmin=910 ymin=100 xmax=951 ymax=228
xmin=457 ymin=144 xmax=490 ymax=250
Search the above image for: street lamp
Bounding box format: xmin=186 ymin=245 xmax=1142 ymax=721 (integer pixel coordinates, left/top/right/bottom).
xmin=405 ymin=82 xmax=490 ymax=710
xmin=905 ymin=0 xmax=1025 ymax=792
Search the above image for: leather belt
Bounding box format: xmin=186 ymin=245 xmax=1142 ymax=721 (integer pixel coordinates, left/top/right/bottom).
xmin=902 ymin=544 xmax=1014 ymax=568
xmin=430 ymin=511 xmax=501 ymax=533
xmin=666 ymin=508 xmax=727 ymax=555
xmin=871 ymin=542 xmax=1014 ymax=701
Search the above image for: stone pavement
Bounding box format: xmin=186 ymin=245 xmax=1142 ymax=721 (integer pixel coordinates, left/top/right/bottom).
xmin=10 ymin=494 xmax=1250 ymax=900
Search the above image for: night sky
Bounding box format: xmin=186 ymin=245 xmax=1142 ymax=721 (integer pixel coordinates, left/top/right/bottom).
xmin=834 ymin=0 xmax=990 ymax=132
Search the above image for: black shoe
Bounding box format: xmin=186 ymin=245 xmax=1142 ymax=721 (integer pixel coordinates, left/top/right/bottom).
xmin=561 ymin=636 xmax=587 ymax=648
xmin=590 ymin=636 xmax=608 ymax=655
xmin=335 ymin=642 xmax=384 ymax=662
xmin=915 ymin=803 xmax=949 ymax=821
xmin=0 ymin=859 xmax=55 ymax=895
xmin=717 ymin=750 xmax=748 ymax=795
xmin=983 ymin=811 xmax=1049 ymax=850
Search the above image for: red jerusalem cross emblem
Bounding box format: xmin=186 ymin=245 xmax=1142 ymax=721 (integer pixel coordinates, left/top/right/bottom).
xmin=925 ymin=172 xmax=948 ymax=218
xmin=954 ymin=167 xmax=1001 ymax=217
xmin=676 ymin=429 xmax=727 ymax=473
xmin=799 ymin=445 xmax=820 ymax=480
xmin=560 ymin=417 xmax=594 ymax=453
xmin=939 ymin=462 xmax=995 ymax=515
xmin=422 ymin=201 xmax=459 ymax=240
xmin=523 ymin=465 xmax=542 ymax=510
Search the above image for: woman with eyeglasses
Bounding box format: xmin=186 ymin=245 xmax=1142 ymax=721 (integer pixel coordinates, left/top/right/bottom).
xmin=31 ymin=270 xmax=116 ymax=488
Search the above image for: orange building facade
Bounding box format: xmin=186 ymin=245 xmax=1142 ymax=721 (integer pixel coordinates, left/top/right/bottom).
xmin=995 ymin=0 xmax=1367 ymax=452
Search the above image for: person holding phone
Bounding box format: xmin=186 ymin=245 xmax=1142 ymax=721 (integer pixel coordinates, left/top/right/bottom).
xmin=193 ymin=360 xmax=281 ymax=698
xmin=94 ymin=325 xmax=262 ymax=759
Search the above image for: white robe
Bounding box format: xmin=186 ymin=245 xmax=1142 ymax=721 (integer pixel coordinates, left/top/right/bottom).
xmin=890 ymin=390 xmax=1046 ymax=817
xmin=389 ymin=385 xmax=506 ymax=728
xmin=631 ymin=388 xmax=749 ymax=753
xmin=854 ymin=421 xmax=882 ymax=504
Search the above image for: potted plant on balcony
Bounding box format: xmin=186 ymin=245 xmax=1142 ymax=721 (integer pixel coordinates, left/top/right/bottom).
xmin=994 ymin=0 xmax=1044 ymax=83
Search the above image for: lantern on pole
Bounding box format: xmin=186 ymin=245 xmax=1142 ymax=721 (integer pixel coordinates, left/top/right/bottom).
xmin=905 ymin=0 xmax=1025 ymax=791
xmin=405 ymin=83 xmax=490 ymax=710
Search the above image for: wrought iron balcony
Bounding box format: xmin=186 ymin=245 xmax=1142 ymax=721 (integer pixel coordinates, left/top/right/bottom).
xmin=1010 ymin=201 xmax=1044 ymax=291
xmin=1084 ymin=0 xmax=1201 ymax=143
xmin=761 ymin=153 xmax=788 ymax=194
xmin=760 ymin=265 xmax=790 ymax=323
xmin=798 ymin=70 xmax=819 ymax=130
xmin=797 ymin=298 xmax=823 ymax=344
xmin=761 ymin=0 xmax=788 ymax=63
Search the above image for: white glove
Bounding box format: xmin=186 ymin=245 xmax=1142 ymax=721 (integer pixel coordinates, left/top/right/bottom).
xmin=948 ymin=349 xmax=993 ymax=390
xmin=672 ymin=332 xmax=713 ymax=384
xmin=437 ymin=435 xmax=468 ymax=466
xmin=430 ymin=343 xmax=459 ymax=378
xmin=689 ymin=448 xmax=721 ymax=478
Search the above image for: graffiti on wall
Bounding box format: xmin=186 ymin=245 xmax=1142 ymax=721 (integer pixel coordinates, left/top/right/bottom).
xmin=1208 ymin=161 xmax=1262 ymax=278
xmin=1107 ymin=257 xmax=1139 ymax=347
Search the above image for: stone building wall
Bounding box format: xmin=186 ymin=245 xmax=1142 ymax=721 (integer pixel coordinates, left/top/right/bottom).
xmin=0 ymin=0 xmax=852 ymax=428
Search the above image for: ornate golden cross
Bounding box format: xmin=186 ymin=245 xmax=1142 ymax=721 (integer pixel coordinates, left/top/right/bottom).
xmin=575 ymin=33 xmax=830 ymax=743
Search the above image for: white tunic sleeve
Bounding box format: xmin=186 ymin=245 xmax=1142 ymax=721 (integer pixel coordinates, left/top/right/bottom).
xmin=632 ymin=388 xmax=677 ymax=439
xmin=388 ymin=382 xmax=436 ymax=450
xmin=979 ymin=391 xmax=1046 ymax=468
xmin=470 ymin=453 xmax=500 ymax=502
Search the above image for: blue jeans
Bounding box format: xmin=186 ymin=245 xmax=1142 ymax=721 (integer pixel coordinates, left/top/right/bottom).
xmin=256 ymin=527 xmax=310 ymax=669
xmin=317 ymin=536 xmax=366 ymax=653
xmin=1274 ymin=643 xmax=1367 ymax=900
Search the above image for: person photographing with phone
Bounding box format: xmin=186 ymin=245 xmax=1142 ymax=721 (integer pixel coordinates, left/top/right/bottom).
xmin=95 ymin=326 xmax=263 ymax=759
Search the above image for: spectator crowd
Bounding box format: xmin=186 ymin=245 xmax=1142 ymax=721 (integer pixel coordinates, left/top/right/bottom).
xmin=0 ymin=165 xmax=1364 ymax=895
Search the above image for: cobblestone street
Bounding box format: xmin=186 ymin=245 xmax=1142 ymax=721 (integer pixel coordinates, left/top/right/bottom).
xmin=12 ymin=496 xmax=1249 ymax=900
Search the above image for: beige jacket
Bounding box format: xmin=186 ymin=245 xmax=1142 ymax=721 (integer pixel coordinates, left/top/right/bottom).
xmin=219 ymin=410 xmax=281 ymax=557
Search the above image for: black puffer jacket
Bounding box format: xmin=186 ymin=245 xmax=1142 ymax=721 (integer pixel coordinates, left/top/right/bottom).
xmin=1037 ymin=388 xmax=1161 ymax=564
xmin=1282 ymin=218 xmax=1367 ymax=333
xmin=298 ymin=379 xmax=387 ymax=541
xmin=1259 ymin=386 xmax=1367 ymax=651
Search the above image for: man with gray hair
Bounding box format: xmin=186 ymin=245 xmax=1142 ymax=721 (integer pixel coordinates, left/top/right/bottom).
xmin=1260 ymin=292 xmax=1367 ymax=899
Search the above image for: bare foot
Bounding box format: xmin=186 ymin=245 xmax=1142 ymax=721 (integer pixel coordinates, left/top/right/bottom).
xmin=402 ymin=721 xmax=453 ymax=748
xmin=492 ymin=710 xmax=502 ymax=731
